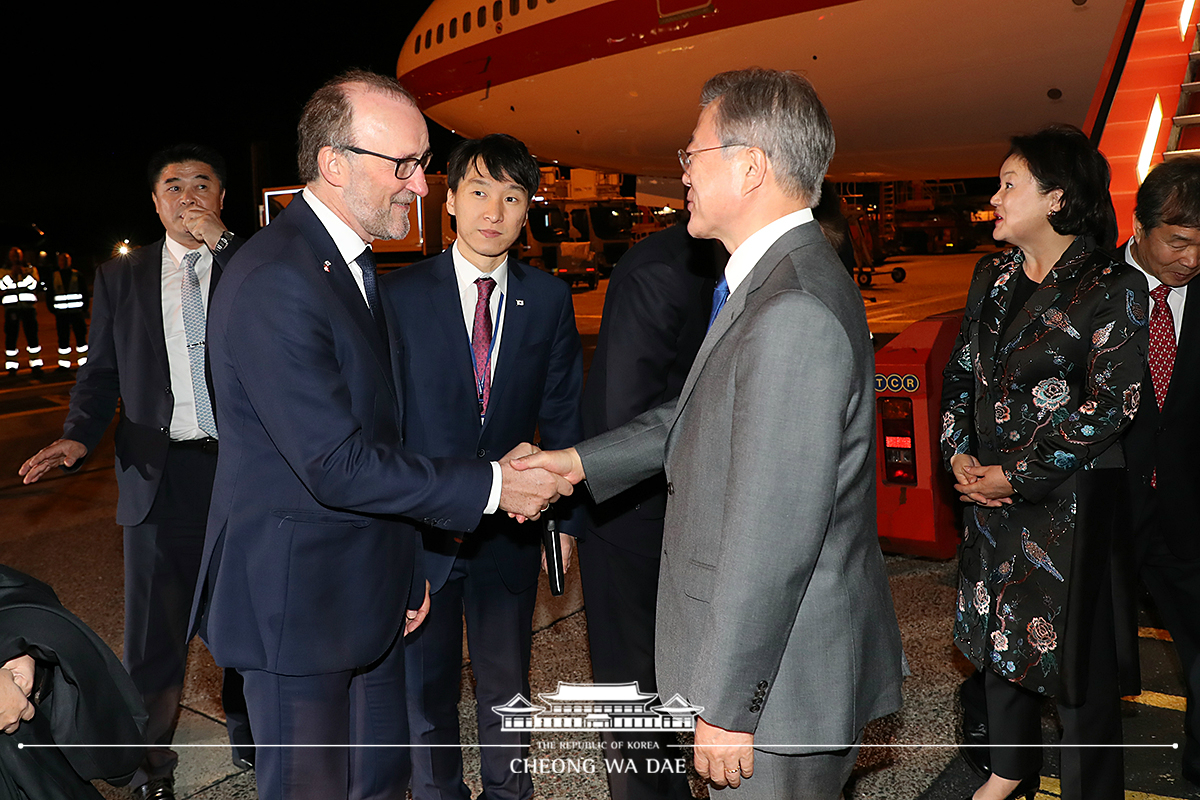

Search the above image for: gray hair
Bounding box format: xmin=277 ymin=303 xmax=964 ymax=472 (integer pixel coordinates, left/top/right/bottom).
xmin=699 ymin=68 xmax=834 ymax=205
xmin=296 ymin=70 xmax=418 ymax=184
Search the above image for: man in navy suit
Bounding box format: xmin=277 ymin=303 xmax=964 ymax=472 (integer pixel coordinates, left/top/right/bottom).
xmin=1122 ymin=157 xmax=1200 ymax=788
xmin=19 ymin=143 xmax=251 ymax=800
xmin=191 ymin=72 xmax=570 ymax=800
xmin=383 ymin=134 xmax=583 ymax=800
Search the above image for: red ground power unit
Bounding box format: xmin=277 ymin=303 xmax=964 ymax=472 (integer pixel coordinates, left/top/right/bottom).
xmin=873 ymin=312 xmax=963 ymax=559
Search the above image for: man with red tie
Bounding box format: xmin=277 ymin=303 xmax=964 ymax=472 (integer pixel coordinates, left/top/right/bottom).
xmin=1123 ymin=157 xmax=1200 ymax=788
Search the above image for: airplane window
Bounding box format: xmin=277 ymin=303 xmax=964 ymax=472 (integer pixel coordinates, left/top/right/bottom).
xmin=493 ymin=0 xmax=502 ymax=22
xmin=510 ymin=0 xmax=519 ymax=16
xmin=415 ymin=37 xmax=421 ymax=54
xmin=463 ymin=11 xmax=471 ymax=32
xmin=479 ymin=6 xmax=486 ymax=26
xmin=425 ymin=29 xmax=432 ymax=49
xmin=437 ymin=23 xmax=444 ymax=43
xmin=528 ymin=0 xmax=537 ymax=8
xmin=450 ymin=17 xmax=457 ymax=37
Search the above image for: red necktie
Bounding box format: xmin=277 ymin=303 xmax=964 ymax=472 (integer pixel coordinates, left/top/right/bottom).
xmin=472 ymin=277 xmax=496 ymax=418
xmin=1149 ymin=284 xmax=1177 ymax=411
xmin=1148 ymin=284 xmax=1177 ymax=489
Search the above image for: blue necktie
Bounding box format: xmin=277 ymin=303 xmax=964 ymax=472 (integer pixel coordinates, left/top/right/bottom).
xmin=180 ymin=251 xmax=217 ymax=438
xmin=357 ymin=247 xmax=388 ymax=342
xmin=708 ymin=274 xmax=729 ymax=331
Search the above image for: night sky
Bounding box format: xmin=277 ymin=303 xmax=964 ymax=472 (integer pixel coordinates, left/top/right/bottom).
xmin=4 ymin=9 xmax=444 ymax=269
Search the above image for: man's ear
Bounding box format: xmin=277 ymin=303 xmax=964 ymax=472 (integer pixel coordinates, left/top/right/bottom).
xmin=446 ymin=188 xmax=457 ymax=218
xmin=740 ymin=147 xmax=768 ymax=195
xmin=318 ymin=145 xmax=346 ymax=188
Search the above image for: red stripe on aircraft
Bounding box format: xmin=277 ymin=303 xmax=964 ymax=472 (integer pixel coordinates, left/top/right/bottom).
xmin=398 ymin=0 xmax=854 ymax=109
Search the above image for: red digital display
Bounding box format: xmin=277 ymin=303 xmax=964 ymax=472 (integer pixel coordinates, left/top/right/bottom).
xmin=885 ymin=436 xmax=913 ymax=449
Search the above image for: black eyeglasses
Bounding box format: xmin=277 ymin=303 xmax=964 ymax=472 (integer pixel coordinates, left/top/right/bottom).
xmin=678 ymin=144 xmax=747 ymax=172
xmin=341 ymin=145 xmax=433 ymax=179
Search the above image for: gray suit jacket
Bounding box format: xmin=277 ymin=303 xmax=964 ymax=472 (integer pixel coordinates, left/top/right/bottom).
xmin=577 ymin=222 xmax=904 ymax=755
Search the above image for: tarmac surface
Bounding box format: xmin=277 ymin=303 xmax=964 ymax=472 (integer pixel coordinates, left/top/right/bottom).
xmin=2 ymin=251 xmax=1197 ymax=799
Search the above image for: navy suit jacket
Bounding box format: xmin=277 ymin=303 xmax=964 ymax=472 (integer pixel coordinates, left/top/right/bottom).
xmin=383 ymin=249 xmax=584 ymax=594
xmin=62 ymin=237 xmax=238 ymax=527
xmin=1123 ymin=242 xmax=1200 ymax=558
xmin=192 ymin=196 xmax=494 ymax=676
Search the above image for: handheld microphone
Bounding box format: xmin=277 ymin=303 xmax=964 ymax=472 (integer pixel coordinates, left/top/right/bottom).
xmin=543 ymin=512 xmax=566 ymax=596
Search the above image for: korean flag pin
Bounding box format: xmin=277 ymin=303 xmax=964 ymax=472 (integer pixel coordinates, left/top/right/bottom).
xmin=323 ymin=261 xmax=332 ymax=273
xmin=516 ymin=299 xmax=524 ymax=306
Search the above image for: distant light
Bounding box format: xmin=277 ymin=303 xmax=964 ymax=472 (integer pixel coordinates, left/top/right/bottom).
xmin=533 ymin=195 xmax=545 ymax=202
xmin=118 ymin=244 xmax=130 ymax=255
xmin=1137 ymin=95 xmax=1164 ymax=184
xmin=1182 ymin=0 xmax=1197 ymax=39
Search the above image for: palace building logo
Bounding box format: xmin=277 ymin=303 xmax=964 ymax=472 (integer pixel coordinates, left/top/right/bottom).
xmin=492 ymin=681 xmax=704 ymax=732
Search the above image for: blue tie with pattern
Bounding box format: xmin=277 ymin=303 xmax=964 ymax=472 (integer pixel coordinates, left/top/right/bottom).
xmin=180 ymin=251 xmax=217 ymax=438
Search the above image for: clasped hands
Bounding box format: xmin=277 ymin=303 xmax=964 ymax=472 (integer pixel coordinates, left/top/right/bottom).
xmin=498 ymin=444 xmax=585 ymax=522
xmin=950 ymin=454 xmax=1014 ymax=507
xmin=1 ymin=655 xmax=36 ymax=734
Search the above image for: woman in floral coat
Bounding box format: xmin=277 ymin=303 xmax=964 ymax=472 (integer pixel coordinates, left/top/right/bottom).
xmin=940 ymin=125 xmax=1148 ymax=800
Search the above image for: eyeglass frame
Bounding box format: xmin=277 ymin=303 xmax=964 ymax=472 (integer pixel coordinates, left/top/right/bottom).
xmin=678 ymin=143 xmax=748 ymax=172
xmin=340 ymin=145 xmax=433 ymax=180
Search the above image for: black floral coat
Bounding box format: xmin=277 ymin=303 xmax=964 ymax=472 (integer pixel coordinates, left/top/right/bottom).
xmin=940 ymin=237 xmax=1148 ymax=697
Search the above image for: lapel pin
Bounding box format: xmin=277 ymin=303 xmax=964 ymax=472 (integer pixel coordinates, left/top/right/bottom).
xmin=516 ymin=299 xmax=524 ymax=306
xmin=323 ymin=261 xmax=331 ymax=273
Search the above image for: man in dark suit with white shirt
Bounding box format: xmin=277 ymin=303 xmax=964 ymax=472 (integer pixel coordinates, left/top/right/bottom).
xmin=383 ymin=133 xmax=584 ymax=800
xmin=1122 ymin=157 xmax=1200 ymax=788
xmin=19 ymin=143 xmax=251 ymax=800
xmin=191 ymin=71 xmax=570 ymax=800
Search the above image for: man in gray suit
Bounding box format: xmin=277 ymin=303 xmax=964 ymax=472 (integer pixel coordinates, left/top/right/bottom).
xmin=515 ymin=68 xmax=905 ymax=798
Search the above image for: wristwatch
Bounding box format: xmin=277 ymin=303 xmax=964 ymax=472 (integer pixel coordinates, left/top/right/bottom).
xmin=213 ymin=231 xmax=235 ymax=252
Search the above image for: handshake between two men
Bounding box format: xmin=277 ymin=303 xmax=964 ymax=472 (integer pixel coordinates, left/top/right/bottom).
xmin=499 ymin=445 xmax=585 ymax=522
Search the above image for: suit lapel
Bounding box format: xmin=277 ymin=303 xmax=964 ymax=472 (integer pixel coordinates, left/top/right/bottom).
xmin=425 ymin=251 xmax=481 ymax=424
xmin=134 ymin=240 xmax=171 ymax=382
xmin=486 ymin=256 xmax=529 ymax=433
xmin=673 ymin=225 xmax=811 ymax=424
xmin=1161 ymin=283 xmax=1199 ymax=414
xmin=290 ymin=198 xmax=397 ymax=401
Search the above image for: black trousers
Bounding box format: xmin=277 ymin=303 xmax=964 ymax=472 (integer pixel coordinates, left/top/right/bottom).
xmin=984 ymin=562 xmax=1123 ymax=800
xmin=124 ymin=442 xmax=251 ymax=786
xmin=54 ymin=314 xmax=87 ymax=360
xmin=1140 ymin=526 xmax=1200 ymax=779
xmin=3 ymin=307 xmax=39 ymax=366
xmin=578 ymin=534 xmax=692 ymax=800
xmin=405 ymin=542 xmax=537 ymax=800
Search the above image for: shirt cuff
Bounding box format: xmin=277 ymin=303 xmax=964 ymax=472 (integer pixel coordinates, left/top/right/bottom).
xmin=484 ymin=461 xmax=503 ymax=515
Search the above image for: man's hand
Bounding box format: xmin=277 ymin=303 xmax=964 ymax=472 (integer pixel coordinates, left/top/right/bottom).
xmin=404 ymin=581 xmax=431 ymax=636
xmin=0 ymin=655 xmax=36 ymax=734
xmin=694 ymin=717 xmax=754 ymax=788
xmin=541 ymin=533 xmax=575 ymax=574
xmin=511 ymin=447 xmax=586 ymax=485
xmin=182 ymin=206 xmax=228 ymax=250
xmin=19 ymin=439 xmax=87 ymax=484
xmin=498 ymin=456 xmax=573 ymax=521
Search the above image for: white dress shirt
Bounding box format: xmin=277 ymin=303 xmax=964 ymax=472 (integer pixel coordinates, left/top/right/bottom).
xmin=300 ymin=192 xmax=504 ymax=513
xmin=1125 ymin=239 xmax=1187 ymax=341
xmin=723 ymin=208 xmax=816 ymax=294
xmin=162 ymin=236 xmax=213 ymax=441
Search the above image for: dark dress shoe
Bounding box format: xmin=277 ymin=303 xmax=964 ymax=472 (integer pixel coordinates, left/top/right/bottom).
xmin=232 ymin=749 xmax=255 ymax=770
xmin=133 ymin=777 xmax=175 ymax=800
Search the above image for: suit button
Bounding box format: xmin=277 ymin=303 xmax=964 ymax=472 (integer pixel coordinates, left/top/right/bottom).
xmin=667 ymin=482 xmax=674 ymax=496
xmin=750 ymin=704 xmax=761 ymax=712
xmin=477 ymin=448 xmax=486 ymax=458
xmin=757 ymin=681 xmax=768 ymax=689
xmin=160 ymin=426 xmax=168 ymax=434
xmin=165 ymin=387 xmax=172 ymax=395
